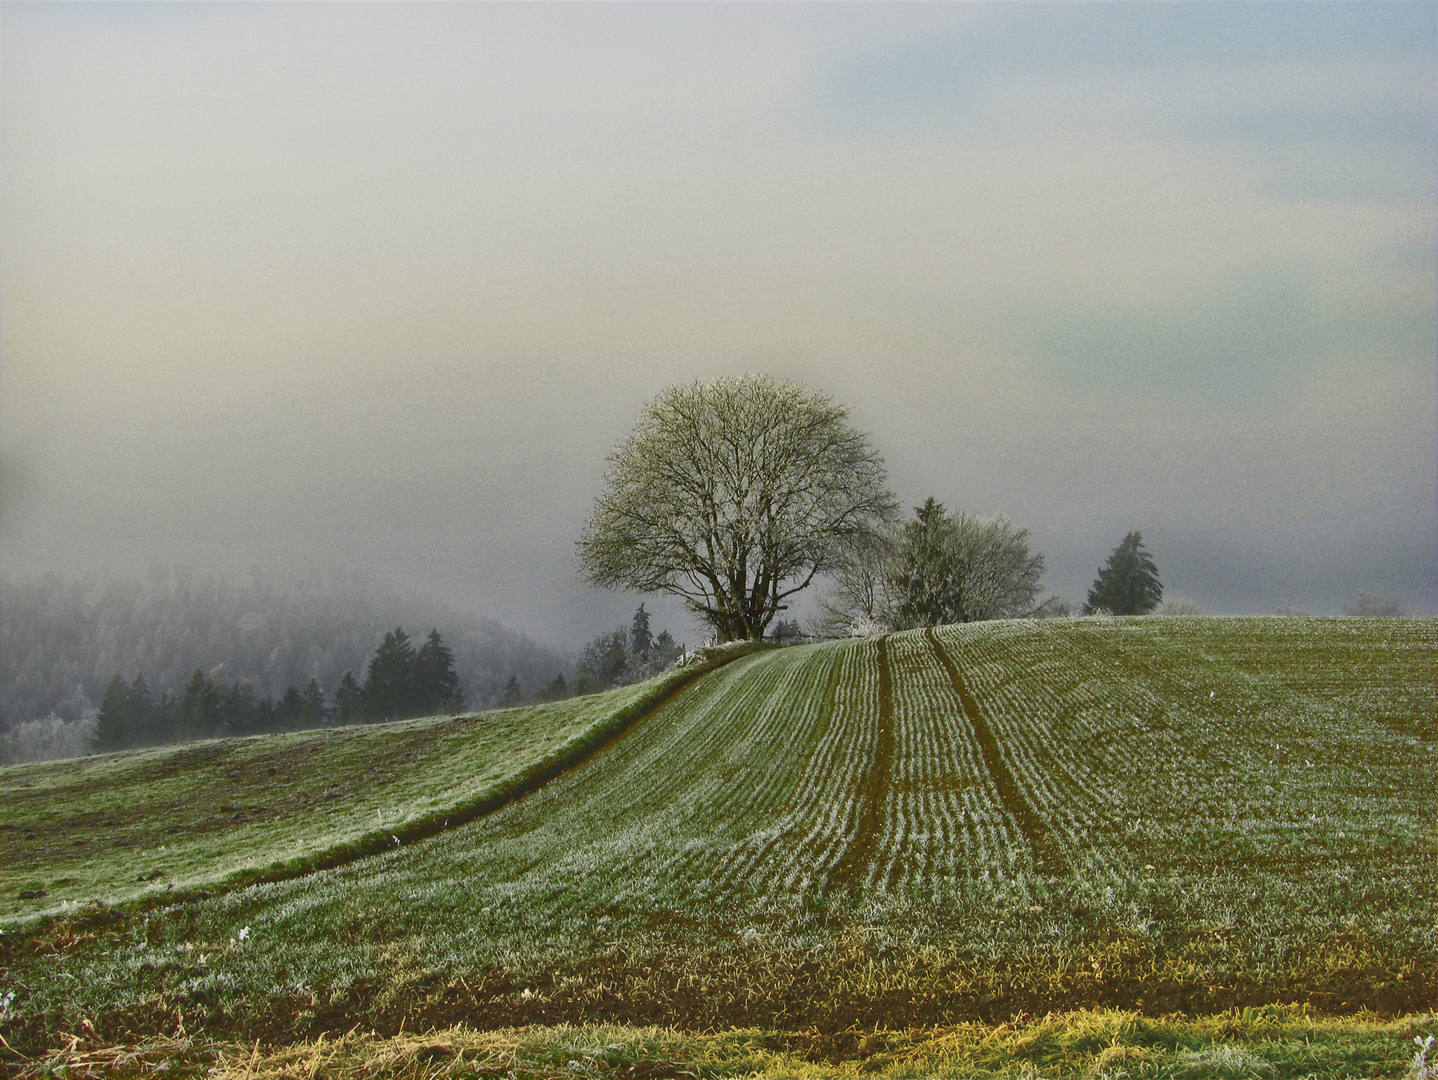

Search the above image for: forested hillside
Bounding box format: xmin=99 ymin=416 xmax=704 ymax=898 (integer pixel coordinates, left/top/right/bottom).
xmin=0 ymin=566 xmax=568 ymax=754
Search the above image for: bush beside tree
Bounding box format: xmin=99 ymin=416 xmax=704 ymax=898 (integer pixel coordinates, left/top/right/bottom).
xmin=818 ymin=497 xmax=1047 ymax=634
xmin=573 ymin=605 xmax=684 ymax=695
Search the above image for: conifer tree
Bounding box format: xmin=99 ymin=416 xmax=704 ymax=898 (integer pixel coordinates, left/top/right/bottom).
xmin=630 ymin=604 xmax=653 ymax=659
xmin=538 ymin=672 xmax=569 ymax=702
xmin=178 ymin=669 xmax=222 ymax=740
xmin=299 ymin=678 xmax=329 ymax=726
xmin=94 ymin=675 xmax=134 ymax=751
xmin=1084 ymin=531 xmax=1163 ymax=615
xmin=415 ymin=629 xmax=465 ymax=714
xmin=128 ymin=673 xmax=155 ymax=743
xmin=277 ymin=685 xmax=305 ymax=729
xmin=219 ymin=680 xmax=260 ymax=736
xmin=363 ymin=628 xmax=416 ymax=721
xmin=498 ymin=676 xmax=524 ymax=708
xmin=332 ymin=670 xmax=364 ymax=724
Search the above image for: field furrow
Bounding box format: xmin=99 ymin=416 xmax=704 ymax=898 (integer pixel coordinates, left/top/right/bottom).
xmin=877 ymin=629 xmax=1019 ymax=898
xmin=925 ymin=627 xmax=1064 ymax=881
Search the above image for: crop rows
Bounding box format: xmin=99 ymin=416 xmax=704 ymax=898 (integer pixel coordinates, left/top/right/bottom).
xmin=1 ymin=668 xmax=695 ymax=924
xmin=926 ymin=618 xmax=1434 ymax=947
xmin=443 ymin=638 xmax=877 ymax=921
xmin=868 ymin=630 xmax=1023 ymax=899
xmin=3 ymin=618 xmax=1432 ymax=1038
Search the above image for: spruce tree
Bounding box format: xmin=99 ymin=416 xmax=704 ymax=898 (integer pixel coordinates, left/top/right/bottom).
xmin=128 ymin=673 xmax=156 ymax=745
xmin=94 ymin=675 xmax=134 ymax=751
xmin=277 ymin=685 xmax=305 ymax=729
xmin=538 ymin=672 xmax=568 ymax=702
xmin=178 ymin=669 xmax=222 ymax=740
xmin=1084 ymin=531 xmax=1163 ymax=615
xmin=332 ymin=670 xmax=364 ymax=724
xmin=415 ymin=629 xmax=464 ymax=715
xmin=652 ymin=629 xmax=681 ymax=667
xmin=299 ymin=678 xmax=329 ymax=726
xmin=363 ymin=628 xmax=417 ymax=721
xmin=630 ymin=604 xmax=653 ymax=659
xmin=220 ymin=680 xmax=260 ymax=736
xmin=498 ymin=676 xmax=524 ymax=708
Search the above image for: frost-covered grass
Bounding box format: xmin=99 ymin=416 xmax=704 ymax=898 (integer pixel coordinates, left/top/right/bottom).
xmin=1 ymin=619 xmax=1432 ymax=1050
xmin=1 ymin=646 xmax=755 ymax=925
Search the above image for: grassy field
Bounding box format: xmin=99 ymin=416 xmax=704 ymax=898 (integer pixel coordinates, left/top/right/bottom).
xmin=1 ymin=617 xmax=1433 ymax=1069
xmin=0 ymin=645 xmax=756 ymax=924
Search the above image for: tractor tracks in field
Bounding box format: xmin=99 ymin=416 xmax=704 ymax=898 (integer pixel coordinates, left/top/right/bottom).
xmin=926 ymin=628 xmax=1066 ymax=877
xmin=829 ymin=635 xmax=895 ymax=893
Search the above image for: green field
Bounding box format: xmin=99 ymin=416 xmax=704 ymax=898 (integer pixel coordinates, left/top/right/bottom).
xmin=0 ymin=645 xmax=754 ymax=923
xmin=1 ymin=617 xmax=1433 ymax=1068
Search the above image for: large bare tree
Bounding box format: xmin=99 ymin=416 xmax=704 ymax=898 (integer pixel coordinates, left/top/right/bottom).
xmin=578 ymin=375 xmax=896 ymax=641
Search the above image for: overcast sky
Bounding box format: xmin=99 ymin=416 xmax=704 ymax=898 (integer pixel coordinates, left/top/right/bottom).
xmin=3 ymin=2 xmax=1435 ymax=646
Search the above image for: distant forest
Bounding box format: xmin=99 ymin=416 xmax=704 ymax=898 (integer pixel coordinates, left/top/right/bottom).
xmin=0 ymin=566 xmax=569 ymax=762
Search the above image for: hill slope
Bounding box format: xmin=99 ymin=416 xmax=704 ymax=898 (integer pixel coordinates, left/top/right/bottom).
xmin=1 ymin=617 xmax=1433 ymax=1049
xmin=2 ymin=646 xmax=754 ymax=922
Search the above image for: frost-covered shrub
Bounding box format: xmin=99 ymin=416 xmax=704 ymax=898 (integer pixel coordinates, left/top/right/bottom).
xmin=1 ymin=711 xmax=97 ymax=764
xmin=1157 ymin=596 xmax=1206 ymax=616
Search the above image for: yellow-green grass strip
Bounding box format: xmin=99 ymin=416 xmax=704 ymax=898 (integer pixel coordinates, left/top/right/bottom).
xmin=9 ymin=1009 xmax=1434 ymax=1079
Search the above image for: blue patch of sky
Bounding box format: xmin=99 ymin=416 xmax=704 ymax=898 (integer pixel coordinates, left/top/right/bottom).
xmin=1016 ymin=250 xmax=1437 ymax=404
xmin=810 ymin=3 xmax=1436 ymax=160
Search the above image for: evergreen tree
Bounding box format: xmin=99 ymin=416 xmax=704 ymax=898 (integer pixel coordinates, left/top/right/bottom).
xmin=1084 ymin=531 xmax=1163 ymax=615
xmin=177 ymin=669 xmax=223 ymax=740
xmin=276 ymin=685 xmax=305 ymax=729
xmin=770 ymin=618 xmax=803 ymax=642
xmin=128 ymin=673 xmax=155 ymax=744
xmin=498 ymin=676 xmax=524 ymax=708
xmin=889 ymin=497 xmax=960 ymax=630
xmin=415 ymin=629 xmax=465 ymax=715
xmin=94 ymin=675 xmax=134 ymax=751
xmin=299 ymin=678 xmax=329 ymax=726
xmin=630 ymin=604 xmax=653 ymax=659
xmin=250 ymin=693 xmax=277 ymax=736
xmin=363 ymin=628 xmax=417 ymax=721
xmin=536 ymin=672 xmax=569 ymax=702
xmin=332 ymin=670 xmax=364 ymax=724
xmin=219 ymin=680 xmax=260 ymax=737
xmin=151 ymin=691 xmax=180 ymax=746
xmin=859 ymin=498 xmax=1045 ymax=630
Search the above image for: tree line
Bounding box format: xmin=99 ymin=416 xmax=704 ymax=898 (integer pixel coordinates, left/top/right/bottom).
xmin=1 ymin=565 xmax=565 ymax=731
xmin=92 ymin=626 xmax=466 ymax=750
xmin=489 ymin=604 xmax=688 ymax=709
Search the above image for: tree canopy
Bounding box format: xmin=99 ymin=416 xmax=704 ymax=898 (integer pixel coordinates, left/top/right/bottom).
xmin=1084 ymin=531 xmax=1163 ymax=615
xmin=819 ymin=497 xmax=1047 ymax=633
xmin=578 ymin=375 xmax=897 ymax=641
xmin=362 ymin=627 xmax=465 ymax=720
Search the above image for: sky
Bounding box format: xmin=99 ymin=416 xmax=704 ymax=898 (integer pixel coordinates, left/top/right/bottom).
xmin=2 ymin=1 xmax=1435 ymax=647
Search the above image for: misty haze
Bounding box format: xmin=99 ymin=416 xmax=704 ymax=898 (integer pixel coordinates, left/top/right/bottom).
xmin=1 ymin=6 xmax=1435 ymax=1074
xmin=4 ymin=2 xmax=1434 ymax=755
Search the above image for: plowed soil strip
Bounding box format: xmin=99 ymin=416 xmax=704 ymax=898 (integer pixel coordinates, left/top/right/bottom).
xmin=926 ymin=628 xmax=1065 ymax=876
xmin=830 ymin=635 xmax=893 ymax=892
